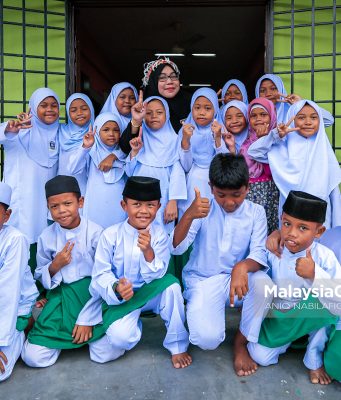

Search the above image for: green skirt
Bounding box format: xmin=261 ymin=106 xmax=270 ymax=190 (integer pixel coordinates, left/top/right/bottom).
xmin=28 ymin=274 xmax=179 ymax=349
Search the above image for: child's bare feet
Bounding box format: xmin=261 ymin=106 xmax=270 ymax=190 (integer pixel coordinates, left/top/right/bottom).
xmin=309 ymin=366 xmax=332 ymax=385
xmin=171 ymin=352 xmax=192 ymax=369
xmin=233 ymin=329 xmax=258 ymax=376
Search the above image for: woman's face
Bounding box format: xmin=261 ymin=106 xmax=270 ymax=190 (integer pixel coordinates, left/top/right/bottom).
xmin=115 ymin=88 xmax=136 ymax=116
xmin=157 ymin=65 xmax=180 ymax=99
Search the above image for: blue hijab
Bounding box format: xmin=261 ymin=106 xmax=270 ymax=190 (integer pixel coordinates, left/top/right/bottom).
xmin=179 ymin=87 xmax=222 ymax=169
xmin=255 ymin=73 xmax=290 ymax=123
xmin=221 ymin=100 xmax=249 ymax=153
xmin=90 ymin=112 xmax=125 ymax=184
xmin=19 ymin=87 xmax=60 ymax=167
xmin=59 ymin=93 xmax=95 ymax=151
xmin=100 ymin=82 xmax=138 ymax=130
xmin=137 ymin=96 xmax=179 ymax=168
xmin=221 ymin=79 xmax=249 ymax=105
xmin=268 ymin=100 xmax=341 ymax=200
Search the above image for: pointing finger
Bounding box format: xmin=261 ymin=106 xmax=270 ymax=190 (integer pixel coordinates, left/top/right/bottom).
xmin=138 ymin=90 xmax=143 ymax=103
xmin=216 ymin=88 xmax=222 ymax=96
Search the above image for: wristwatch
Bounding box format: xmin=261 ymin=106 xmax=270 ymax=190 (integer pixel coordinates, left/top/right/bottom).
xmin=112 ymin=282 xmax=118 ymax=293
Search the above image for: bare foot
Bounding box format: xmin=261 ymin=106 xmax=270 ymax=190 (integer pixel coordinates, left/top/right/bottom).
xmin=35 ymin=298 xmax=48 ymax=308
xmin=234 ymin=329 xmax=258 ymax=376
xmin=171 ymin=352 xmax=192 ymax=369
xmin=309 ymin=366 xmax=332 ymax=385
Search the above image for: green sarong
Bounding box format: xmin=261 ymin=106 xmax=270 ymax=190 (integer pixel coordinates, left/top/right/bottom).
xmin=258 ymin=296 xmax=338 ymax=348
xmin=324 ymin=329 xmax=341 ymax=381
xmin=28 ymin=274 xmax=179 ymax=349
xmin=16 ymin=314 xmax=32 ymax=331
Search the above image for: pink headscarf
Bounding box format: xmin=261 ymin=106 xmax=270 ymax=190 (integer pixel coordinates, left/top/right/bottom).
xmin=240 ymin=98 xmax=277 ymax=181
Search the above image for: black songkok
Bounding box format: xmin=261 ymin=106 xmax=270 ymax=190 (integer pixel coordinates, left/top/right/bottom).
xmin=283 ymin=190 xmax=327 ymax=223
xmin=45 ymin=175 xmax=81 ymax=198
xmin=122 ymin=176 xmax=161 ymax=201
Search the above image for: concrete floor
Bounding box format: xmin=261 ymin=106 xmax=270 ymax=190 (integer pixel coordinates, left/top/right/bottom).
xmin=1 ymin=310 xmax=341 ymax=400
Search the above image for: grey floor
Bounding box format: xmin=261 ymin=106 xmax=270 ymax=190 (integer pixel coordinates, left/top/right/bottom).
xmin=1 ymin=310 xmax=341 ymax=400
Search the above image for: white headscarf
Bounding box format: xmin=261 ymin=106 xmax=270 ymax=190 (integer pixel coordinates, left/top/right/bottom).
xmin=90 ymin=112 xmax=125 ymax=184
xmin=179 ymin=87 xmax=222 ymax=169
xmin=268 ymin=100 xmax=341 ymax=200
xmin=18 ymin=88 xmax=60 ymax=167
xmin=137 ymin=96 xmax=178 ymax=167
xmin=59 ymin=93 xmax=95 ymax=151
xmin=100 ymin=82 xmax=138 ymax=130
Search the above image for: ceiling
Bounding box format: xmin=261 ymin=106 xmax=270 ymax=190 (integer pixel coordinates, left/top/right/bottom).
xmin=75 ymin=4 xmax=267 ymax=106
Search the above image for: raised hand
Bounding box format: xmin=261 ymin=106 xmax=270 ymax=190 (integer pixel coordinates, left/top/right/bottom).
xmin=5 ymin=108 xmax=32 ymax=133
xmin=72 ymin=325 xmax=93 ymax=344
xmin=98 ymin=153 xmax=117 ymax=172
xmin=254 ymin=122 xmax=270 ymax=138
xmin=116 ymin=277 xmax=134 ymax=301
xmin=277 ymin=92 xmax=302 ymax=105
xmin=222 ymin=131 xmax=236 ymax=154
xmin=83 ymin=124 xmax=96 ymax=148
xmin=187 ymin=188 xmax=210 ymax=220
xmin=295 ymin=248 xmax=315 ymax=279
xmin=129 ymin=126 xmax=143 ymax=158
xmin=49 ymin=241 xmax=75 ymax=276
xmin=164 ymin=199 xmax=178 ymax=224
xmin=181 ymin=122 xmax=195 ymax=150
xmin=277 ymin=115 xmax=300 ymax=138
xmin=131 ymin=90 xmax=146 ymax=126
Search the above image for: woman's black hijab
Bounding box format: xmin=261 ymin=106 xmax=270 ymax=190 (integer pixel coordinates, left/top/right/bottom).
xmin=143 ymin=62 xmax=191 ymax=133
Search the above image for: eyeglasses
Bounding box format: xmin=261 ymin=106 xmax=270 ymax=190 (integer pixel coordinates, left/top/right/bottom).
xmin=158 ymin=73 xmax=179 ymax=82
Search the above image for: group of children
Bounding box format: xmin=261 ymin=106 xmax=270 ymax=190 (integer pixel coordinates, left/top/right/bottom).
xmin=1 ymin=59 xmax=341 ymax=385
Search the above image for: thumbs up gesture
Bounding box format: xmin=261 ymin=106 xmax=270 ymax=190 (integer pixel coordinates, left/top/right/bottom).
xmin=295 ymin=248 xmax=315 ymax=279
xmin=187 ymin=187 xmax=210 ymax=220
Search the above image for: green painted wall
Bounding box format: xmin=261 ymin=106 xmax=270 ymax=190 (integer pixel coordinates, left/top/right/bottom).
xmin=272 ymin=0 xmax=341 ymax=161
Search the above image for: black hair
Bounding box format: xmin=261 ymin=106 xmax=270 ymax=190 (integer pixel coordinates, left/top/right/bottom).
xmin=209 ymin=153 xmax=249 ymax=190
xmin=0 ymin=201 xmax=9 ymax=211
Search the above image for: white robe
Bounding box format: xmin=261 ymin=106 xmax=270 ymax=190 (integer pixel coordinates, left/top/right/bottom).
xmin=84 ymin=220 xmax=189 ymax=359
xmin=0 ymin=225 xmax=38 ymax=380
xmin=170 ymin=199 xmax=272 ymax=349
xmin=0 ymin=123 xmax=58 ymax=243
xmin=125 ymin=157 xmax=186 ymax=233
xmin=58 ymin=149 xmax=87 ymax=196
xmin=68 ymin=146 xmax=127 ymax=229
xmin=248 ymin=242 xmax=341 ymax=370
xmin=21 ymin=218 xmax=103 ymax=368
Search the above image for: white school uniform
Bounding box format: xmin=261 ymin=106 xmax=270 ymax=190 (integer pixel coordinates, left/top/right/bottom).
xmin=248 ymin=100 xmax=341 ymax=229
xmin=0 ymin=88 xmax=60 ymax=244
xmin=21 ymin=217 xmax=103 ymax=367
xmin=248 ymin=242 xmax=341 ymax=370
xmin=125 ymin=96 xmax=187 ymax=234
xmin=0 ymin=225 xmax=38 ymax=381
xmin=68 ymin=113 xmax=127 ymax=229
xmin=85 ymin=220 xmax=189 ymax=362
xmin=170 ymin=199 xmax=273 ymax=350
xmin=177 ymin=88 xmax=227 ymax=217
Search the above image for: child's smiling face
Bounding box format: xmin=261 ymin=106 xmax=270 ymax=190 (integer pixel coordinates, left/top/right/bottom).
xmin=224 ymin=106 xmax=247 ymax=135
xmin=223 ymin=84 xmax=243 ymax=104
xmin=69 ymin=98 xmax=91 ymax=127
xmin=121 ymin=198 xmax=161 ymax=230
xmin=249 ymin=107 xmax=270 ymax=130
xmin=192 ymin=96 xmax=215 ymax=127
xmin=99 ymin=121 xmax=120 ymax=146
xmin=115 ymin=88 xmax=136 ymax=116
xmin=37 ymin=96 xmax=59 ymax=124
xmin=294 ymin=105 xmax=319 ymax=138
xmin=145 ymin=100 xmax=166 ymax=131
xmin=47 ymin=192 xmax=83 ymax=230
